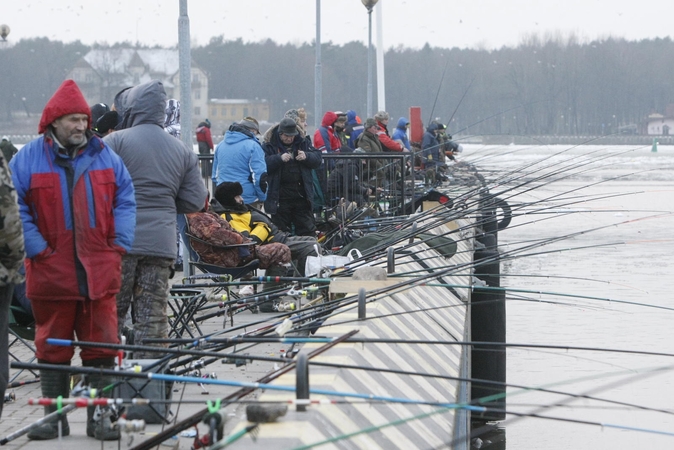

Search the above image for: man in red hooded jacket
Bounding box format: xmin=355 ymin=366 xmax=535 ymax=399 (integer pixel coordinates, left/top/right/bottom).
xmin=313 ymin=111 xmax=342 ymax=154
xmin=374 ymin=110 xmax=406 ymax=152
xmin=10 ymin=80 xmax=136 ymax=441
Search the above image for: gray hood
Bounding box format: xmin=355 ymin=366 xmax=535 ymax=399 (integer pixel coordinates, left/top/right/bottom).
xmin=115 ymin=80 xmax=166 ymax=130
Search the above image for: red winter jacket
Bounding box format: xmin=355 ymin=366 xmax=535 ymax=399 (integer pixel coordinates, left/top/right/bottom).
xmin=196 ymin=125 xmax=214 ymax=150
xmin=376 ymin=120 xmax=404 ymax=152
xmin=313 ymin=112 xmax=342 ymax=153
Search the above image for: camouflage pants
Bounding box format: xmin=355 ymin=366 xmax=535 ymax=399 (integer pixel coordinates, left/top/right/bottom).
xmin=117 ymin=255 xmax=173 ymax=359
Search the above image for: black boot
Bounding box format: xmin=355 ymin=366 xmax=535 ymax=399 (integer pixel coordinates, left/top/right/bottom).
xmin=84 ymin=365 xmax=121 ymax=441
xmin=27 ymin=366 xmax=71 ymax=440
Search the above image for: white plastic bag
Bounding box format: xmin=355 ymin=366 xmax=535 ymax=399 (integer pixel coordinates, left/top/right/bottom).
xmin=304 ymin=245 xmax=362 ymax=276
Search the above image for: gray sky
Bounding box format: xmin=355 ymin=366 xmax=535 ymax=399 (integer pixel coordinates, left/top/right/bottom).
xmin=2 ymin=0 xmax=672 ymax=50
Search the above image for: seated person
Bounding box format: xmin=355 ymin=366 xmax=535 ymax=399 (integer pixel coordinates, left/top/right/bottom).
xmin=326 ymin=147 xmax=372 ymax=207
xmin=213 ymin=182 xmax=320 ymax=278
xmin=186 ymin=209 xmax=291 ymax=270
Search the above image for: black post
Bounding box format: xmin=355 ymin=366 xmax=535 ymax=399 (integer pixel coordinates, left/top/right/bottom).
xmin=471 ymin=192 xmax=506 ymax=422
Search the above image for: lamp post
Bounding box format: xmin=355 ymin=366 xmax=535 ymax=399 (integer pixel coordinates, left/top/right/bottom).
xmin=362 ymin=0 xmax=379 ymax=118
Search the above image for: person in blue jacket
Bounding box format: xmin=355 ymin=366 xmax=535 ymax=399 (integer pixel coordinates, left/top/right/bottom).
xmin=344 ymin=110 xmax=364 ymax=149
xmin=212 ymin=119 xmax=268 ymax=206
xmin=10 ymin=79 xmax=136 ymax=441
xmin=392 ymin=117 xmax=411 ymax=151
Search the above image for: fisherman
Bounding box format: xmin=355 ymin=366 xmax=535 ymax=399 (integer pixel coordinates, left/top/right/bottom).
xmin=392 ymin=117 xmax=411 ymax=151
xmin=356 ymin=118 xmax=386 ymax=186
xmin=90 ymin=103 xmax=118 ymax=138
xmin=374 ymin=111 xmax=406 ymax=152
xmin=333 ymin=111 xmax=349 ymax=147
xmin=105 ymin=80 xmax=207 ymax=360
xmin=10 ymin=79 xmax=136 ymax=440
xmin=196 ymin=118 xmax=213 ymax=178
xmin=263 ymin=118 xmax=322 ymax=236
xmin=344 ymin=110 xmax=364 ymax=149
xmin=213 ymin=181 xmax=320 ymax=310
xmin=212 ymin=118 xmax=268 ymax=207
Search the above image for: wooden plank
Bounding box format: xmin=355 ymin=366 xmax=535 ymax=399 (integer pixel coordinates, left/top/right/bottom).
xmin=329 ymin=278 xmax=401 ymax=294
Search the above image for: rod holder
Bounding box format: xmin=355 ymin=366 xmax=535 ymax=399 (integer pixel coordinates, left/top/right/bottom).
xmin=296 ymin=353 xmax=309 ymax=412
xmin=358 ymin=288 xmax=367 ymax=320
xmin=409 ymin=221 xmax=418 ymax=244
xmin=387 ymin=247 xmax=395 ymax=273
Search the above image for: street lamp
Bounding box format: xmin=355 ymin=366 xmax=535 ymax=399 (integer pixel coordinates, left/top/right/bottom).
xmin=362 ymin=0 xmax=379 ymax=117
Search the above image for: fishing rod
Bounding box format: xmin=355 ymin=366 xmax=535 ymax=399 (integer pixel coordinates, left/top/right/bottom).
xmin=45 ymin=338 xmax=293 ymax=365
xmin=427 ymin=58 xmax=450 ymax=125
xmin=14 ymin=362 xmax=487 ymax=412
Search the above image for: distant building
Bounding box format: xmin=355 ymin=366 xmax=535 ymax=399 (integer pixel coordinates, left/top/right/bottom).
xmin=646 ymin=113 xmax=674 ymax=135
xmin=207 ymin=98 xmax=271 ymax=134
xmin=66 ymin=48 xmax=209 ymax=132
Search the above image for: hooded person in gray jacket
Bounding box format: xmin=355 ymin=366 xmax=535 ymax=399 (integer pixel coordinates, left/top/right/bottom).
xmin=105 ymin=80 xmax=207 ymax=357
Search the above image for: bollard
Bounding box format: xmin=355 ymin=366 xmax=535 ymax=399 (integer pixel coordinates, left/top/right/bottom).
xmin=409 ymin=221 xmax=418 ymax=244
xmin=296 ymin=354 xmax=309 ymax=412
xmin=358 ymin=288 xmax=367 ymax=320
xmin=387 ymin=247 xmax=395 ymax=273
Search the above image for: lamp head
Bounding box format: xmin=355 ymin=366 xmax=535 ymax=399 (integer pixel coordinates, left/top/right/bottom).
xmin=361 ymin=0 xmax=379 ymax=11
xmin=0 ymin=25 xmax=10 ymax=41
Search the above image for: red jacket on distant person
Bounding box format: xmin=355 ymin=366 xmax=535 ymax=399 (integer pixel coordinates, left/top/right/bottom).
xmin=196 ymin=121 xmax=214 ymax=153
xmin=376 ymin=119 xmax=404 ymax=152
xmin=313 ymin=111 xmax=342 ymax=153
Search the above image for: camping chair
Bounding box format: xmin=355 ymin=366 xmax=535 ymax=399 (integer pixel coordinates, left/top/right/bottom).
xmin=171 ymin=214 xmax=262 ymax=322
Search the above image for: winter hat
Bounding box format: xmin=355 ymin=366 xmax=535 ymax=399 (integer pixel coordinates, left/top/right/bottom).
xmin=215 ymin=181 xmax=244 ymax=207
xmin=39 ymin=80 xmax=91 ymax=134
xmin=238 ymin=118 xmax=259 ymax=133
xmin=374 ymin=110 xmax=389 ymax=122
xmin=93 ymin=111 xmax=119 ymax=137
xmin=279 ymin=118 xmax=298 ymax=136
xmin=1 ymin=136 xmax=7 ymax=141
xmin=91 ymin=103 xmax=109 ymax=125
xmin=284 ymin=109 xmax=300 ymax=124
xmin=364 ymin=118 xmax=378 ymax=130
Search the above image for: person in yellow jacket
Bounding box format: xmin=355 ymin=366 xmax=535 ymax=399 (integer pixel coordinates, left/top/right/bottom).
xmin=213 ymin=182 xmax=319 ymax=278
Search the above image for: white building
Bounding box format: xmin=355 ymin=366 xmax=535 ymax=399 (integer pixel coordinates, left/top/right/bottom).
xmin=67 ymin=48 xmax=209 ymax=131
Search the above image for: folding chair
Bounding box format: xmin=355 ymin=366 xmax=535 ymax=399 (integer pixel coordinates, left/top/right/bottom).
xmin=167 ymin=289 xmax=209 ymax=339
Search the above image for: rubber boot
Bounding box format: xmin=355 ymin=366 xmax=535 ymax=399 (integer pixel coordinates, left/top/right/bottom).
xmin=84 ymin=363 xmax=120 ymax=441
xmin=27 ymin=367 xmax=71 ymax=440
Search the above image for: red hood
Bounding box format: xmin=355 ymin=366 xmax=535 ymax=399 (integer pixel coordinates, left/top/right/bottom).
xmin=321 ymin=111 xmax=338 ymax=127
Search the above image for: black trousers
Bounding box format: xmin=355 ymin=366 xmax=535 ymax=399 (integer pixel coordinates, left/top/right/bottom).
xmin=271 ymin=198 xmax=316 ymax=236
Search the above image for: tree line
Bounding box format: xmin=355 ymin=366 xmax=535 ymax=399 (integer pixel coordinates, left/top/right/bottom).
xmin=1 ymin=34 xmax=673 ymax=137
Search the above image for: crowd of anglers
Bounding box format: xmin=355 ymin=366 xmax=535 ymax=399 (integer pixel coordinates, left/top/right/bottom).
xmin=0 ymin=77 xmax=465 ymax=443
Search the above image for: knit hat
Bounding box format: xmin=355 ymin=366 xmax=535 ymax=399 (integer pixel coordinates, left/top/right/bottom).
xmin=39 ymin=80 xmax=91 ymax=134
xmin=214 ymin=182 xmax=244 ymax=207
xmin=278 ymin=118 xmax=298 ymax=136
xmin=364 ymin=118 xmax=377 ymax=129
xmin=374 ymin=110 xmax=389 ymax=122
xmin=238 ymin=118 xmax=259 ymax=133
xmin=1 ymin=136 xmax=7 ymax=141
xmin=284 ymin=109 xmax=300 ymax=124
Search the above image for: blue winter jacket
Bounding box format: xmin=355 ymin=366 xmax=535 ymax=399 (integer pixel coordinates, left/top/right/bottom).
xmin=212 ymin=126 xmax=268 ymax=204
xmin=10 ymin=134 xmax=136 ymax=301
xmin=392 ymin=117 xmax=411 ymax=151
xmin=345 ymin=110 xmax=364 ymax=149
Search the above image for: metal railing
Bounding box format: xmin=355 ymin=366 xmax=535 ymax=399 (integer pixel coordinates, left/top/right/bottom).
xmin=201 ymin=152 xmax=417 ymax=217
